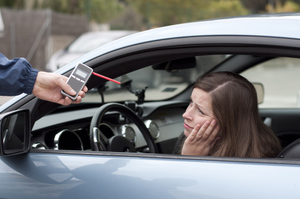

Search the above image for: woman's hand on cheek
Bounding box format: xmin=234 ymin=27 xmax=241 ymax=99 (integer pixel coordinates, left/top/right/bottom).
xmin=181 ymin=119 xmax=220 ymax=156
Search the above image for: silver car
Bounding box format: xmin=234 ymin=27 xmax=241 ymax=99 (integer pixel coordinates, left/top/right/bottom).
xmin=1 ymin=13 xmax=300 ymax=199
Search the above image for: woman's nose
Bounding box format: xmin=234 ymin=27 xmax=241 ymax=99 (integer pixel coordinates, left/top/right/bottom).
xmin=182 ymin=107 xmax=193 ymax=120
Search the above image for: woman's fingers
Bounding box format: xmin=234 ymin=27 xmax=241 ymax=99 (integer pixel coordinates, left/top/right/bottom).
xmin=207 ymin=121 xmax=220 ymax=142
xmin=197 ymin=120 xmax=211 ymax=140
xmin=187 ymin=124 xmax=201 ymax=141
xmin=182 ymin=119 xmax=220 ymax=156
xmin=191 ymin=119 xmax=219 ymax=142
xmin=202 ymin=119 xmax=217 ymax=140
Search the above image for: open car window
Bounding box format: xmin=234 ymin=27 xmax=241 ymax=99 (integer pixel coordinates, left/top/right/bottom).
xmin=83 ymin=55 xmax=229 ymax=103
xmin=241 ymin=57 xmax=300 ymax=108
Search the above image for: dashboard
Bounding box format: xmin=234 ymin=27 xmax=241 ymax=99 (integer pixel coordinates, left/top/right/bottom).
xmin=31 ymin=101 xmax=187 ymax=154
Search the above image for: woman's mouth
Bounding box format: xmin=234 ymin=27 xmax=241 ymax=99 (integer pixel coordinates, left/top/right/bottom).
xmin=184 ymin=123 xmax=193 ymax=129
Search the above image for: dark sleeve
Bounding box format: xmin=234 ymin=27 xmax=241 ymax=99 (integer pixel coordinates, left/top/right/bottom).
xmin=0 ymin=53 xmax=39 ymax=96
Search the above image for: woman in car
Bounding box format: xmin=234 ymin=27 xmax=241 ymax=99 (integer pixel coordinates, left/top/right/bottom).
xmin=179 ymin=71 xmax=281 ymax=158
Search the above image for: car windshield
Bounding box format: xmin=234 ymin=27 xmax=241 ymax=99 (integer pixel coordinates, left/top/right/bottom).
xmin=83 ymin=55 xmax=229 ymax=103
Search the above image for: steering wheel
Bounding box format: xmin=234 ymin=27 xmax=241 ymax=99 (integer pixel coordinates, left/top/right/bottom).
xmin=89 ymin=103 xmax=158 ymax=153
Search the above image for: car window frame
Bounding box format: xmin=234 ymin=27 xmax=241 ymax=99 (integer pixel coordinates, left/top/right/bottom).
xmin=30 ymin=149 xmax=300 ymax=166
xmin=3 ymin=35 xmax=300 ymax=165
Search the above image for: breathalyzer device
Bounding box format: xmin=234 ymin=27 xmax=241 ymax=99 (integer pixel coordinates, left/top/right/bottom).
xmin=61 ymin=63 xmax=93 ymax=100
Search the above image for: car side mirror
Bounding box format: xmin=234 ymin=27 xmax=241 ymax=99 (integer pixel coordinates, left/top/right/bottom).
xmin=0 ymin=109 xmax=30 ymax=156
xmin=253 ymin=83 xmax=264 ymax=104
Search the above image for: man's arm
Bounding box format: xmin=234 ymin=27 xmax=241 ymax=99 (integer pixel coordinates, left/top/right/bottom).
xmin=0 ymin=53 xmax=87 ymax=105
xmin=0 ymin=53 xmax=38 ymax=96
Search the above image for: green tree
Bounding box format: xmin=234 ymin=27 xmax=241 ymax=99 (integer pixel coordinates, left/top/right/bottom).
xmin=127 ymin=0 xmax=248 ymax=28
xmin=266 ymin=0 xmax=300 ymax=12
xmin=240 ymin=0 xmax=288 ymax=13
xmin=38 ymin=0 xmax=84 ymax=14
xmin=0 ymin=0 xmax=25 ymax=8
xmin=207 ymin=0 xmax=248 ymax=19
xmin=109 ymin=6 xmax=143 ymax=30
xmin=88 ymin=0 xmax=124 ymax=23
xmin=35 ymin=0 xmax=123 ymax=24
xmin=127 ymin=0 xmax=210 ymax=27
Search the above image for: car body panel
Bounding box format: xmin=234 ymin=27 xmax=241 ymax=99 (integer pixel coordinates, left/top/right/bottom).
xmin=1 ymin=152 xmax=300 ymax=199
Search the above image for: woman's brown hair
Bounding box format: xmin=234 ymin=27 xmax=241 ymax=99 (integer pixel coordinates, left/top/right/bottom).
xmin=194 ymin=72 xmax=281 ymax=158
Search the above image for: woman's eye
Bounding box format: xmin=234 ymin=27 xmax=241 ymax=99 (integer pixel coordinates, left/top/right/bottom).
xmin=198 ymin=108 xmax=204 ymax=115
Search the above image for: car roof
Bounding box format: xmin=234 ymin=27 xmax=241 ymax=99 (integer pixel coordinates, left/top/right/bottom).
xmin=56 ymin=13 xmax=300 ymax=74
xmin=67 ymin=30 xmax=138 ymax=49
xmin=77 ymin=30 xmax=137 ymax=38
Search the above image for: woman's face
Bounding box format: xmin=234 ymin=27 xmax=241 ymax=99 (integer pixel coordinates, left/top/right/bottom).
xmin=182 ymin=88 xmax=215 ymax=137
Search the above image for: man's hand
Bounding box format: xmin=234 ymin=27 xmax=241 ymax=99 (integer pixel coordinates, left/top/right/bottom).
xmin=32 ymin=72 xmax=88 ymax=105
xmin=181 ymin=119 xmax=220 ymax=156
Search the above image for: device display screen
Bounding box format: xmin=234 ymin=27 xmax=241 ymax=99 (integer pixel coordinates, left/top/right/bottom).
xmin=75 ymin=68 xmax=88 ymax=79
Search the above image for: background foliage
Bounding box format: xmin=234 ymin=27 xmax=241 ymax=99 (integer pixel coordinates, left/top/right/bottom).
xmin=1 ymin=0 xmax=299 ymax=30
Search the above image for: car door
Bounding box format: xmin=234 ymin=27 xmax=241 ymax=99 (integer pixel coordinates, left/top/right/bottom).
xmin=1 ymin=151 xmax=300 ymax=199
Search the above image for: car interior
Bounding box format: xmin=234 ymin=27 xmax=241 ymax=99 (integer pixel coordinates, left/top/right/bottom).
xmin=21 ymin=52 xmax=300 ymax=161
